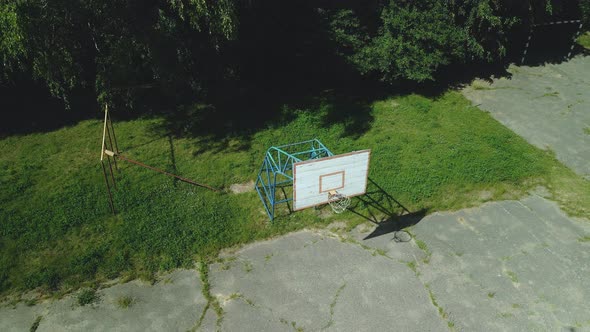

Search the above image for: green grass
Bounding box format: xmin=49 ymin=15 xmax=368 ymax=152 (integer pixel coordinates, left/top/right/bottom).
xmin=1 ymin=91 xmax=588 ymax=298
xmin=471 ymin=80 xmax=494 ymax=91
xmin=540 ymin=91 xmax=559 ymax=98
xmin=198 ymin=261 xmax=223 ymax=327
xmin=322 ymin=283 xmax=346 ymax=329
xmin=426 ymin=286 xmax=451 ymax=326
xmin=415 ymin=239 xmax=429 ymax=253
xmin=578 ymin=32 xmax=590 ymax=50
xmin=24 ymin=298 xmax=37 ymax=306
xmin=584 ymin=127 xmax=590 ymax=136
xmin=77 ymin=288 xmax=99 ymax=306
xmin=116 ymin=295 xmax=134 ymax=308
xmin=30 ymin=315 xmax=42 ymax=332
xmin=405 ymin=261 xmax=418 ymax=276
xmin=505 ymin=271 xmax=519 ymax=284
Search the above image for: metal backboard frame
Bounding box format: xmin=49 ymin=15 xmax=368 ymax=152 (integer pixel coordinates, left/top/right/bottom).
xmin=255 ymin=139 xmax=333 ymax=221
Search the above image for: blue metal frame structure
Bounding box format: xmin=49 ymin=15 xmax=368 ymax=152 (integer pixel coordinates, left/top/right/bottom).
xmin=255 ymin=139 xmax=333 ymax=221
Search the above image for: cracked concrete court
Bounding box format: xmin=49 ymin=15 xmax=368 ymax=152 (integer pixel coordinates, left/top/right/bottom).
xmin=463 ymin=55 xmax=590 ymax=179
xmin=3 ymin=195 xmax=589 ymax=331
xmin=203 ymin=195 xmax=590 ymax=332
xmin=0 ymin=270 xmax=205 ymax=331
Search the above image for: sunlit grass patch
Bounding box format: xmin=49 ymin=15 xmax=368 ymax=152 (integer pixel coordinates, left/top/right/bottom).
xmin=578 ymin=32 xmax=590 ymax=50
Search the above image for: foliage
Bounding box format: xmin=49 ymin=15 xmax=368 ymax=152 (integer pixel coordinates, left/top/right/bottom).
xmin=0 ymin=3 xmax=25 ymax=76
xmin=29 ymin=316 xmax=42 ymax=332
xmin=0 ymin=0 xmax=236 ymax=110
xmin=329 ymin=0 xmax=513 ymax=82
xmin=351 ymin=1 xmax=472 ymax=82
xmin=324 ymin=0 xmax=585 ymax=82
xmin=77 ymin=288 xmax=99 ymax=306
xmin=2 ymin=0 xmax=586 ymax=116
xmin=117 ymin=295 xmax=135 ymax=309
xmin=582 ymin=0 xmax=590 ymax=27
xmin=2 ymin=91 xmax=587 ymax=298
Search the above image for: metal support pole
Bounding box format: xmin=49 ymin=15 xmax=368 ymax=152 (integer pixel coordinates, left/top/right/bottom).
xmin=521 ymin=26 xmax=534 ymax=65
xmin=117 ymin=154 xmax=219 ymax=192
xmin=106 ymin=155 xmax=117 ymax=190
xmin=567 ymin=23 xmax=584 ymax=59
xmin=271 ymin=172 xmax=277 ymax=221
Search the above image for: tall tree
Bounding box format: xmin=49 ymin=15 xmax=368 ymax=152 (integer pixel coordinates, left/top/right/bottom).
xmin=324 ymin=0 xmax=581 ymax=83
xmin=0 ymin=0 xmax=236 ymax=111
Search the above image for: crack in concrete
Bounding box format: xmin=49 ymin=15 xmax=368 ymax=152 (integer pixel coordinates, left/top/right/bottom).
xmin=279 ymin=317 xmax=305 ymax=332
xmin=398 ymin=232 xmax=455 ymax=331
xmin=406 ymin=230 xmax=432 ymax=264
xmin=192 ymin=262 xmax=223 ymax=332
xmin=223 ymin=293 xmax=257 ymax=308
xmin=321 ymin=283 xmax=346 ymax=330
xmin=503 ymin=201 xmax=587 ymax=282
xmin=30 ymin=315 xmax=42 ymax=332
xmin=334 ymin=232 xmax=393 ymax=260
xmin=425 ymin=284 xmax=456 ymax=332
xmin=192 ymin=302 xmax=210 ymax=331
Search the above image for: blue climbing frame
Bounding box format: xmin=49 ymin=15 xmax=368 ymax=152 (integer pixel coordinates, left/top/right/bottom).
xmin=255 ymin=139 xmax=333 ymax=221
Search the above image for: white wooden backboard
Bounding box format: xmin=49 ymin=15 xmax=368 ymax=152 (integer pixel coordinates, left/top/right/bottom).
xmin=293 ymin=150 xmax=370 ymax=211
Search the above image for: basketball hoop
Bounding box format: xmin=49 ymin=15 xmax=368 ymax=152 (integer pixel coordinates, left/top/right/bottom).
xmin=328 ymin=190 xmax=351 ymax=214
xmin=255 ymin=141 xmax=370 ymax=221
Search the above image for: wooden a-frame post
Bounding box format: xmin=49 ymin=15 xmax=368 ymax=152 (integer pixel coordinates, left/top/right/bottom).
xmin=99 ymin=104 xmax=218 ymax=214
xmin=100 ymin=105 xmax=119 ymax=214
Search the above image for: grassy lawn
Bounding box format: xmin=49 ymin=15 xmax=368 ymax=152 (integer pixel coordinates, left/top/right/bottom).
xmin=1 ymin=91 xmax=588 ymax=299
xmin=578 ymin=31 xmax=590 ymax=50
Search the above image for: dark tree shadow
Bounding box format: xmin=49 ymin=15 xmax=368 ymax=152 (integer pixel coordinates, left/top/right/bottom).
xmin=316 ymin=87 xmax=377 ymax=139
xmin=5 ymin=2 xmax=585 ymax=145
xmin=519 ymin=22 xmax=588 ymax=67
xmin=153 ymin=74 xmax=386 ymax=153
xmin=152 ymin=1 xmax=392 ymax=149
xmin=414 ymin=11 xmax=587 ymax=97
xmin=119 ymin=136 xmax=167 ymax=152
xmin=0 ymin=78 xmax=98 ymax=137
xmin=421 ymin=61 xmax=514 ymax=98
xmin=347 ymin=178 xmax=427 ymax=240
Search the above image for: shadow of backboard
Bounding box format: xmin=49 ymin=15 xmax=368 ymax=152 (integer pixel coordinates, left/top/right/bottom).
xmin=362 ymin=209 xmax=427 ymax=240
xmin=348 ymin=178 xmax=427 ymax=240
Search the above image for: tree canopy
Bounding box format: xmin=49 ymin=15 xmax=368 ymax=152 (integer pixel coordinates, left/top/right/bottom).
xmin=0 ymin=0 xmax=235 ymax=111
xmin=0 ymin=0 xmax=588 ymax=119
xmin=324 ymin=0 xmax=585 ymax=83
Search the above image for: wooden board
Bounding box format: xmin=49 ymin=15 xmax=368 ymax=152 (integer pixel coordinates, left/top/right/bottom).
xmin=293 ymin=150 xmax=370 ymax=211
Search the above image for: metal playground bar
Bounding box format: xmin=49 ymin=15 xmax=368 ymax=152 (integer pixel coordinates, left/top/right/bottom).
xmin=255 ymin=139 xmax=333 ymax=221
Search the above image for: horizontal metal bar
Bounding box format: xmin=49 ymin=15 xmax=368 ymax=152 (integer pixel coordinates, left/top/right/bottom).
xmin=118 ymin=154 xmax=219 ymax=191
xmin=275 ymin=139 xmax=319 ymax=149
